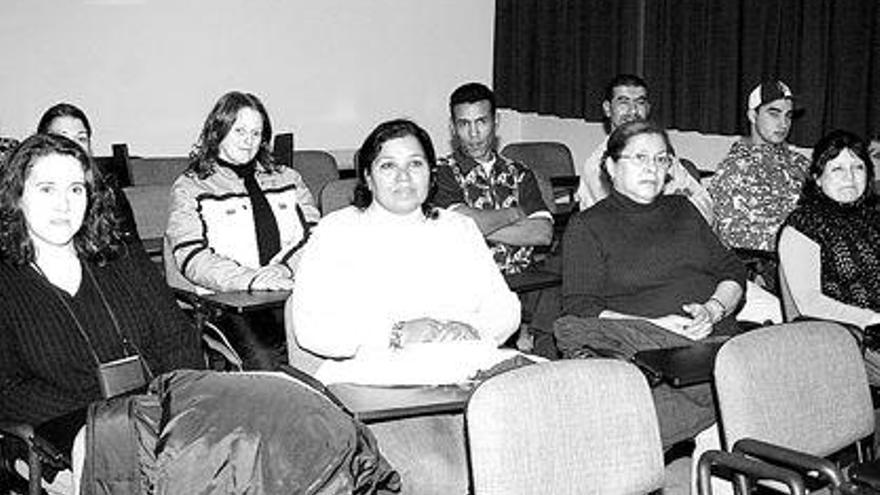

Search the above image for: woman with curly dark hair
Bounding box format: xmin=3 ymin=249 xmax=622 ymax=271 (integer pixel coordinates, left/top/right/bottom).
xmin=0 ymin=133 xmax=398 ymax=494
xmin=0 ymin=133 xmax=203 ymax=489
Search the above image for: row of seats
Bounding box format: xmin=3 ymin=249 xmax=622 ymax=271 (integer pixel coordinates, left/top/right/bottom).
xmin=467 ymin=320 xmax=875 ymax=494
xmin=105 ymin=137 xmax=580 ymax=261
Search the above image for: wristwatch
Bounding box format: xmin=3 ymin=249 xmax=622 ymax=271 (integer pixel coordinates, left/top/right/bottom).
xmin=389 ymin=321 xmax=405 ymax=349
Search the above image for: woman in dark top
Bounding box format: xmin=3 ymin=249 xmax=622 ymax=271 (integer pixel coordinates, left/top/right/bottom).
xmin=779 ymin=130 xmax=880 ymax=383
xmin=0 ymin=133 xmax=199 ymax=451
xmin=555 ymin=121 xmax=746 ymax=450
xmin=0 ymin=134 xmax=398 ymax=493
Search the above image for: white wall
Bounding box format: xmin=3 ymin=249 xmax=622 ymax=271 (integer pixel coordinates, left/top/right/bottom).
xmin=0 ymin=0 xmax=495 ymax=160
xmin=503 ymin=111 xmax=741 ymax=174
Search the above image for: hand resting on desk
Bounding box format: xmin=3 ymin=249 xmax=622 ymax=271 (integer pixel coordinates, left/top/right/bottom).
xmin=248 ymin=263 xmax=294 ymax=291
xmin=397 ymin=318 xmax=479 ymax=345
xmin=315 ymin=341 xmax=522 ymax=386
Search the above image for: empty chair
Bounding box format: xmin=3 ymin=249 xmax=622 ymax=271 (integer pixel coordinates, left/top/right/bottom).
xmin=292 ymin=149 xmax=339 ymax=201
xmin=500 ymin=141 xmax=576 ymax=179
xmin=319 ymin=177 xmax=357 ymax=215
xmin=501 ymin=141 xmax=577 ymax=206
xmin=466 ymin=359 xmax=664 ymax=494
xmin=711 ymin=321 xmax=874 ymax=490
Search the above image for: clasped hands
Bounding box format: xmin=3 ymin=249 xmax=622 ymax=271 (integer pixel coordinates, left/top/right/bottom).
xmin=249 ymin=264 xmax=294 ymax=291
xmin=392 ymin=317 xmax=480 ymax=347
xmin=650 ymin=301 xmax=723 ymax=341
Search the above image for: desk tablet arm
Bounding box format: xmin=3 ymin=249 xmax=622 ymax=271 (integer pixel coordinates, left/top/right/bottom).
xmin=697 ymin=450 xmax=806 ymax=495
xmin=733 ymin=438 xmax=845 ymax=489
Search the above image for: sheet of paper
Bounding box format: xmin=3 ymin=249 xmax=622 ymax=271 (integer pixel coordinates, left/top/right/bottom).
xmin=315 ymin=341 xmax=522 ymax=386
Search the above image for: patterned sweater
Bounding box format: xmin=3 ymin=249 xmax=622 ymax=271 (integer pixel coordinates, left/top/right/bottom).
xmin=709 ymin=138 xmax=809 ymax=250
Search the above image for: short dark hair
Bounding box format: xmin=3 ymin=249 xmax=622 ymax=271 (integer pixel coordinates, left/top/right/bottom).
xmin=352 ymin=118 xmax=438 ymax=218
xmin=0 ymin=134 xmax=122 ymax=265
xmin=603 ymin=74 xmax=649 ymax=104
xmin=188 ymin=91 xmax=276 ymax=179
xmin=599 ymin=120 xmax=673 ymax=190
xmin=449 ymin=82 xmax=496 ymax=117
xmin=37 ymin=103 xmax=92 ymax=138
xmin=801 ymin=129 xmax=875 ymax=205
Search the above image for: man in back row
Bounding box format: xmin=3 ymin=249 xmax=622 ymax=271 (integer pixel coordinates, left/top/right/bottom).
xmin=577 ymin=74 xmax=714 ymax=222
xmin=433 ymin=82 xmax=559 ymax=359
xmin=708 ymin=79 xmax=810 ymax=252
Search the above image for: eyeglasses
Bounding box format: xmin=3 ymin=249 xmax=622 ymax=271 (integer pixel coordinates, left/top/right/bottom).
xmin=618 ymin=152 xmax=673 ymax=169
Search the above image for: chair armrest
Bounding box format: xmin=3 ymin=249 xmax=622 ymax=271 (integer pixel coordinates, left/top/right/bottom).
xmin=697 ymin=450 xmax=806 ymax=495
xmin=733 ymin=438 xmax=845 ymax=488
xmin=0 ymin=422 xmax=35 ymax=441
xmin=848 ymin=459 xmax=880 ymax=491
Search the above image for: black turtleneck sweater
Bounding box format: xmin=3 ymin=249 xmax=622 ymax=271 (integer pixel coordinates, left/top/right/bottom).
xmin=562 ymin=189 xmax=746 ymax=334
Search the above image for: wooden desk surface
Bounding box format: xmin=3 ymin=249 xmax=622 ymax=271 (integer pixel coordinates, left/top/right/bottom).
xmin=176 ymin=289 xmax=291 ymax=314
xmin=328 ymin=383 xmax=474 ymax=423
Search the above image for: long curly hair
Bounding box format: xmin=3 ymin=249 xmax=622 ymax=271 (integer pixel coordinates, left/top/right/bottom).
xmin=0 ymin=133 xmax=122 ymax=265
xmin=187 ymin=91 xmax=277 ymax=179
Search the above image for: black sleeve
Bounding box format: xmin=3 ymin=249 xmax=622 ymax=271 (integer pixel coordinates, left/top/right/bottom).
xmin=517 ymin=167 xmax=552 ymax=216
xmin=124 ymin=246 xmax=205 ymax=372
xmin=561 ymin=213 xmax=608 ymax=317
xmin=432 ymin=165 xmax=466 ymax=208
xmin=694 ymin=206 xmax=747 ymax=288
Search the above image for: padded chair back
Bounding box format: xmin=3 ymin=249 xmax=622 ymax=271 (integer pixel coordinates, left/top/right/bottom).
xmin=466 ymin=359 xmax=664 ymax=495
xmin=128 ymin=156 xmax=189 ymax=186
xmin=320 ymin=178 xmax=357 ymax=215
xmin=122 ymin=185 xmax=171 ymax=241
xmin=777 ymin=262 xmax=801 ymax=322
xmin=500 ymin=141 xmax=576 ymax=179
xmin=714 ymin=321 xmax=874 ymax=456
xmin=531 ymin=169 xmax=556 ymax=214
xmin=292 ymin=150 xmax=339 ymax=201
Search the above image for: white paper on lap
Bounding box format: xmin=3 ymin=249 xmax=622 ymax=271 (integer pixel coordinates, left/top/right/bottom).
xmin=315 ymin=341 xmax=522 ymax=386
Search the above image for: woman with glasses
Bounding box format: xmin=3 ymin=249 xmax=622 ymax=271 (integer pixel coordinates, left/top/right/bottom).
xmin=555 ymin=120 xmax=745 ymax=451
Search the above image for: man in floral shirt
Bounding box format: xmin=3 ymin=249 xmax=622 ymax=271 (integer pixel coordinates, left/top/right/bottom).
xmin=709 ymin=80 xmax=810 ymax=252
xmin=433 ymin=82 xmax=558 ymax=358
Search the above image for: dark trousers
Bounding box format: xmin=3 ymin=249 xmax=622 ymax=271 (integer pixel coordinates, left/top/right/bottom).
xmin=216 ymin=308 xmax=287 ymax=370
xmin=554 ymin=315 xmax=716 ymax=449
xmin=519 ymin=256 xmax=563 ymax=360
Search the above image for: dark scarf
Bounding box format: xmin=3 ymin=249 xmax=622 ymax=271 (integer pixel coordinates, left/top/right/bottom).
xmin=784 ymin=191 xmax=880 ymax=311
xmin=217 ymin=158 xmax=280 ymax=265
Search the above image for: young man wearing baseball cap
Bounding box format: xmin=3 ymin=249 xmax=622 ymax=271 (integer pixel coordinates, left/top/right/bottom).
xmin=708 ymin=80 xmax=810 ymax=253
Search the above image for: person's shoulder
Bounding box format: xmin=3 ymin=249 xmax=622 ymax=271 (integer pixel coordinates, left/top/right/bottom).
xmin=436 ymin=153 xmax=457 ymax=169
xmin=314 ymin=206 xmax=362 ymax=231
xmin=568 ymin=200 xmax=615 ymax=229
xmin=433 ymin=207 xmax=477 ymax=230
xmin=658 ymin=194 xmax=702 ymax=218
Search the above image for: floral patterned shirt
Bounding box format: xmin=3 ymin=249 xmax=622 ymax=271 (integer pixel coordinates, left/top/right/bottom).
xmin=708 ymin=139 xmax=809 ymax=250
xmin=434 ymin=151 xmax=551 ymax=274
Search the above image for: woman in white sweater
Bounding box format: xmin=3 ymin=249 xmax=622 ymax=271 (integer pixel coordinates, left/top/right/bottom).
xmin=288 ymin=118 xmax=521 ymax=494
xmin=290 ymin=118 xmax=520 ymax=368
